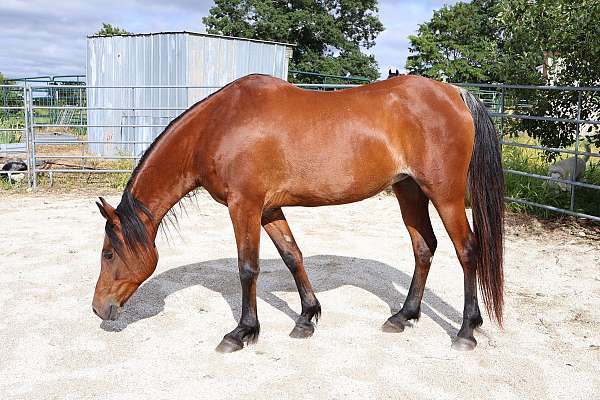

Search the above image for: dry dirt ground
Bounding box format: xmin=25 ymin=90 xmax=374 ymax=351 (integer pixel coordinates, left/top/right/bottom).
xmin=1 ymin=190 xmax=599 ymax=400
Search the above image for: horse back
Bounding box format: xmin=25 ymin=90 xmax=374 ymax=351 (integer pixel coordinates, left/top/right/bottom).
xmin=199 ymin=74 xmax=474 ymax=207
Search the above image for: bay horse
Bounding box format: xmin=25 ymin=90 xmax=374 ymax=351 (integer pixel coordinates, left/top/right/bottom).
xmin=92 ymin=74 xmax=504 ymax=353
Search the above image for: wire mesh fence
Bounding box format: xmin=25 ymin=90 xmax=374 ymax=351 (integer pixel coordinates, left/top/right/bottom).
xmin=454 ymin=83 xmax=600 ymax=221
xmin=0 ymin=81 xmax=598 ymax=222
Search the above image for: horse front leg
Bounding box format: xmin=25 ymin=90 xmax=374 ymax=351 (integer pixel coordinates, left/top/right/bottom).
xmin=216 ymin=198 xmax=263 ymax=353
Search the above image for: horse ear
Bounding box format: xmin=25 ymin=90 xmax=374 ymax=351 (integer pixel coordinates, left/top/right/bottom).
xmin=388 ymin=68 xmax=392 ymax=75
xmin=96 ymin=197 xmax=117 ymax=222
xmin=396 ymin=69 xmax=399 ymax=74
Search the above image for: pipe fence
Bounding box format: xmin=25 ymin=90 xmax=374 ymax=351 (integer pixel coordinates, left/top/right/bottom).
xmin=0 ymin=82 xmax=598 ymax=222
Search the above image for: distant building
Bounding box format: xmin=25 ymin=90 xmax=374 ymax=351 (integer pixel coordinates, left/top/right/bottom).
xmin=536 ymin=51 xmax=564 ymax=83
xmin=86 ymin=31 xmax=294 ymax=156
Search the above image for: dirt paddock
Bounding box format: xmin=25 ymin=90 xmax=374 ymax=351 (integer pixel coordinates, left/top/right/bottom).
xmin=1 ymin=190 xmax=599 ymax=399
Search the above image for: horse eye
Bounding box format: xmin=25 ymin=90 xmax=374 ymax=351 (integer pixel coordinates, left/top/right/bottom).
xmin=102 ymin=250 xmax=114 ymax=260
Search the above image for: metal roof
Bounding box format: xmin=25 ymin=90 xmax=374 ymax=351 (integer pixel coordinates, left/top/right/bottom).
xmin=87 ymin=31 xmax=296 ymax=47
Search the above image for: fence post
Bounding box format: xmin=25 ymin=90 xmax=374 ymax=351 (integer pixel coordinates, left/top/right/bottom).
xmin=499 ymin=87 xmax=505 ymax=156
xmin=131 ymin=86 xmax=137 ymax=164
xmin=23 ymin=86 xmax=33 ymax=188
xmin=499 ymin=87 xmax=505 ymax=137
xmin=569 ymin=90 xmax=582 ymax=212
xmin=30 ymin=87 xmax=37 ymax=189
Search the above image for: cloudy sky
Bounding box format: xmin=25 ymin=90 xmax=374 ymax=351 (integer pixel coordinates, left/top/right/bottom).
xmin=0 ymin=0 xmax=459 ymax=79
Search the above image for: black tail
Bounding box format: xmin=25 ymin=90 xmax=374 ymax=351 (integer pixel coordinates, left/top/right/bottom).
xmin=460 ymin=88 xmax=505 ymax=326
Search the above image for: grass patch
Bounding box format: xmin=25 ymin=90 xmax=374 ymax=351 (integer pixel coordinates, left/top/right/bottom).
xmin=106 ymin=158 xmax=134 ymax=190
xmin=0 ymin=158 xmax=134 ymax=193
xmin=0 ymin=130 xmax=22 ymax=144
xmin=0 ymin=113 xmax=24 ymax=144
xmin=0 ymin=176 xmax=27 ymax=190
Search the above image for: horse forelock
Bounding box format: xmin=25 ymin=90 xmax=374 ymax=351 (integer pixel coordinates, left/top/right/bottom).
xmin=105 ymin=189 xmax=154 ymax=257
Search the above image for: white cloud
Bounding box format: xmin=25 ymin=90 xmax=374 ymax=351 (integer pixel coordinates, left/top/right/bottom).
xmin=0 ymin=0 xmax=212 ymax=78
xmin=0 ymin=0 xmax=461 ymax=79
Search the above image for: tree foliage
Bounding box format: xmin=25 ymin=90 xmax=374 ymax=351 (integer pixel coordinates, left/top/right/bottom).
xmin=407 ymin=0 xmax=600 ymax=153
xmin=202 ymin=0 xmax=384 ymax=81
xmin=497 ymin=0 xmax=600 ymax=153
xmin=95 ymin=23 xmax=132 ymax=36
xmin=406 ymin=0 xmax=499 ymax=83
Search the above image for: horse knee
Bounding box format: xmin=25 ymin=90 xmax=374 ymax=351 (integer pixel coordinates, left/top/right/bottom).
xmin=239 ymin=262 xmax=259 ymax=282
xmin=414 ymin=236 xmax=437 ymax=266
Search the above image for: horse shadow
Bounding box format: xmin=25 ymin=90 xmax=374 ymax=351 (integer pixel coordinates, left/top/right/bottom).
xmin=101 ymin=255 xmax=463 ymax=338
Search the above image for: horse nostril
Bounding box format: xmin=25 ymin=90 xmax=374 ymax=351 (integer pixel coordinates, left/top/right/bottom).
xmin=92 ymin=301 xmax=119 ymax=321
xmin=107 ymin=303 xmax=118 ymax=320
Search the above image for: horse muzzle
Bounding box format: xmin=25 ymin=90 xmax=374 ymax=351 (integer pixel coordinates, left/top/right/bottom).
xmin=92 ymin=299 xmax=121 ymax=321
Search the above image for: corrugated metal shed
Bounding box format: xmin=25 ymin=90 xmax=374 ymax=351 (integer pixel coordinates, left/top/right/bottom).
xmin=86 ymin=32 xmax=293 ymax=156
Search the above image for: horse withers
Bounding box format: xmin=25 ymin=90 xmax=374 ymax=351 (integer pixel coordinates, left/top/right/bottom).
xmin=92 ymin=74 xmax=504 ymax=352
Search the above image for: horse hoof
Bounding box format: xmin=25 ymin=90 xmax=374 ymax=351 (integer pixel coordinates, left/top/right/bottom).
xmin=381 ymin=319 xmax=405 ymax=333
xmin=451 ymin=336 xmax=477 ymax=351
xmin=289 ymin=321 xmax=315 ymax=339
xmin=215 ymin=337 xmax=243 ymax=353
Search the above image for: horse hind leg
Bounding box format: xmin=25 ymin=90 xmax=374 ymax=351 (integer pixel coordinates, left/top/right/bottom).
xmin=262 ymin=208 xmax=321 ymax=338
xmin=431 ymin=196 xmax=483 ymax=351
xmin=382 ymin=178 xmax=438 ymax=333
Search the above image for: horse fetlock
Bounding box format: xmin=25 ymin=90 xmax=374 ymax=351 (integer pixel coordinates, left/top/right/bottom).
xmin=400 ymin=302 xmax=422 ymax=321
xmin=464 ymin=303 xmax=483 ymax=329
xmin=469 ymin=313 xmax=484 ymax=329
xmin=238 ymin=320 xmax=260 ymax=340
xmin=301 ymin=300 xmax=321 ymax=323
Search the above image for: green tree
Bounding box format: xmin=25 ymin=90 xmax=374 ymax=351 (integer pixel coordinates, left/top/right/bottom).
xmin=95 ymin=23 xmax=132 ymax=36
xmin=407 ymin=0 xmax=600 ymax=153
xmin=406 ymin=0 xmax=499 ymax=83
xmin=202 ymin=0 xmax=384 ymax=81
xmin=498 ymin=0 xmax=600 ymax=151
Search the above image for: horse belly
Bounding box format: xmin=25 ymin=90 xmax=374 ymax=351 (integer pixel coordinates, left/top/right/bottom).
xmin=281 ymin=139 xmax=400 ymax=207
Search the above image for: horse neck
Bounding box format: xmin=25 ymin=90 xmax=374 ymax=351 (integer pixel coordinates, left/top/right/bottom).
xmin=127 ymin=121 xmax=202 ymax=236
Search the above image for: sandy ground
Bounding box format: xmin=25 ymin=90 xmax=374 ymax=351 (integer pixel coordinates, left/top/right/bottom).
xmin=1 ymin=190 xmax=599 ymax=400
